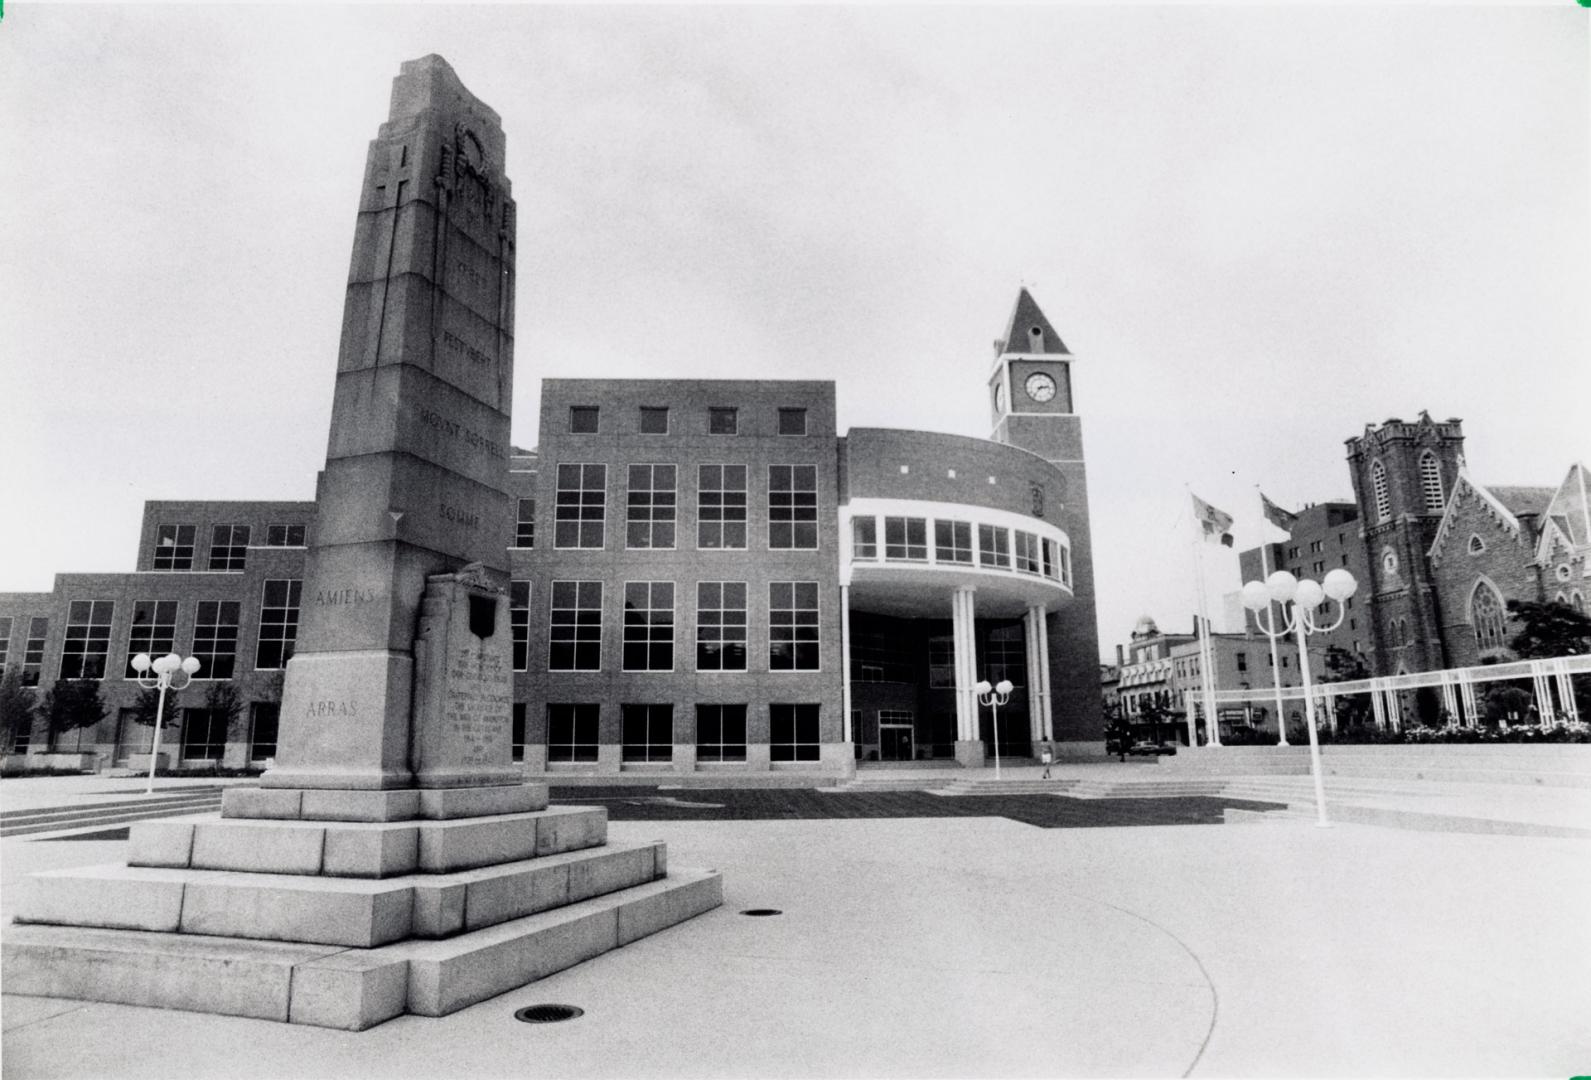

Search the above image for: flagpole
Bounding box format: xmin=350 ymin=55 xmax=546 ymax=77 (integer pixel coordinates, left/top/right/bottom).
xmin=1186 ymin=489 xmax=1221 ymax=748
xmin=1256 ymin=487 xmax=1289 ymax=746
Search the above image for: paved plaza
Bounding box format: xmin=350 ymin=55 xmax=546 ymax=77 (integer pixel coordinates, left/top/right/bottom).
xmin=2 ymin=772 xmax=1588 ymax=1078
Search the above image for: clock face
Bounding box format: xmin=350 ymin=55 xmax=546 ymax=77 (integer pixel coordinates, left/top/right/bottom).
xmin=1024 ymin=372 xmax=1057 ymax=403
xmin=993 ymin=381 xmax=1006 ymax=413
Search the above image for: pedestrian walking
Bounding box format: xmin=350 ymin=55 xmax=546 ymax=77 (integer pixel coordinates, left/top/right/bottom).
xmin=1039 ymin=742 xmax=1053 ymax=779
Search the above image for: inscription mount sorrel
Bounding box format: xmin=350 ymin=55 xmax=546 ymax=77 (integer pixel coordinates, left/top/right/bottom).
xmin=265 ymin=54 xmax=518 ymax=794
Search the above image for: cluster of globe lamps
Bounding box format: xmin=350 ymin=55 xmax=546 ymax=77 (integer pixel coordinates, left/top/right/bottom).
xmin=130 ymin=651 xmax=202 ymax=795
xmin=1240 ymin=567 xmax=1357 ymax=827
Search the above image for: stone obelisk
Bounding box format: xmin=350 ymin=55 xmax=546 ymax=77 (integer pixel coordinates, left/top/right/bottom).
xmin=265 ymin=55 xmax=519 ymax=794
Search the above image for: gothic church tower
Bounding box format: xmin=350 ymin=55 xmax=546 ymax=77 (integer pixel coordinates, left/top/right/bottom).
xmin=988 ymin=288 xmax=1102 ymax=744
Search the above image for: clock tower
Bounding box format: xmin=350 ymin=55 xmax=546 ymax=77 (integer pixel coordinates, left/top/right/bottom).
xmin=989 ymin=288 xmax=1101 ymax=745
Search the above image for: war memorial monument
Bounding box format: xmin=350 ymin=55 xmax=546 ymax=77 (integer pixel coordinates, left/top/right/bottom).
xmin=2 ymin=55 xmax=722 ymax=1030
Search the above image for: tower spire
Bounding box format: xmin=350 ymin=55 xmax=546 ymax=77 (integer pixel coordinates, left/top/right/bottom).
xmin=999 ymin=287 xmax=1069 ymax=356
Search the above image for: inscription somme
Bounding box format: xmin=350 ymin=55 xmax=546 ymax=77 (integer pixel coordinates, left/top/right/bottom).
xmin=416 ymin=405 xmax=506 ymax=460
xmin=440 ymin=501 xmax=481 ymax=529
xmin=440 ymin=329 xmax=494 ymax=369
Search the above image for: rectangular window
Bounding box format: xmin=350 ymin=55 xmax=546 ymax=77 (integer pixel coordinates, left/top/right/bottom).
xmin=978 ymin=525 xmax=1011 ymax=568
xmin=0 ymin=616 xmax=10 ymax=670
xmin=23 ymin=617 xmax=48 ymax=686
xmin=777 ymin=408 xmax=808 ymax=436
xmin=513 ymin=499 xmax=535 ymax=548
xmin=181 ymin=707 xmax=228 ymax=762
xmin=193 ymin=600 xmax=241 ymax=679
xmin=985 ymin=624 xmax=1025 ymax=687
xmin=884 ymin=517 xmax=928 ymax=561
xmin=697 ymin=465 xmax=748 ymax=550
xmin=696 ymin=704 xmax=748 ymax=762
xmin=510 ymin=581 xmax=530 ymax=671
xmin=769 ymin=465 xmax=818 ymax=549
xmin=511 ymin=703 xmax=526 ymax=762
xmin=249 ymin=703 xmax=279 ymax=761
xmin=265 ymin=524 xmax=306 ymax=547
xmin=569 ymin=406 xmax=599 ymax=434
xmin=207 ymin=524 xmax=250 ymax=571
xmin=547 ymin=703 xmax=599 ymax=762
xmin=1015 ymin=531 xmax=1043 ymax=574
xmin=696 ymin=581 xmax=747 ymax=671
xmin=639 ymin=406 xmax=670 ymax=434
xmin=851 ymin=517 xmax=877 ymax=559
xmin=1287 ymin=546 xmax=1300 ymax=559
xmin=1310 ymin=540 xmax=1323 ymax=553
xmin=626 ymin=464 xmax=677 ymax=549
xmin=621 ymin=703 xmax=673 ymax=763
xmin=935 ymin=520 xmax=973 ymax=564
xmin=154 ymin=524 xmax=196 ymax=570
xmin=1236 ymin=653 xmax=1247 ymax=672
xmin=708 ymin=407 xmax=738 ymax=435
xmin=549 ymin=581 xmax=603 ymax=671
xmin=554 ymin=463 xmax=607 ymax=548
xmin=125 ymin=601 xmax=179 ymax=678
xmin=254 ymin=580 xmax=302 ymax=670
xmin=769 ymin=581 xmax=820 ymax=671
xmin=928 ymin=636 xmax=955 ymax=688
xmin=770 ymin=703 xmax=820 ymax=762
xmin=60 ymin=600 xmax=114 ymax=680
xmin=622 ymin=582 xmax=675 ymax=671
xmin=1313 ymin=560 xmax=1326 ymax=574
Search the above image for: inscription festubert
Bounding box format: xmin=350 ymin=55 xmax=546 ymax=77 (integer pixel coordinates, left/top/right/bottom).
xmin=440 ymin=329 xmax=494 ymax=369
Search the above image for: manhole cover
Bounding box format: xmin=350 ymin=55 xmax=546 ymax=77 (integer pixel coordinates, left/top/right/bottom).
xmin=740 ymin=908 xmax=782 ymax=917
xmin=514 ymin=1004 xmax=584 ymax=1024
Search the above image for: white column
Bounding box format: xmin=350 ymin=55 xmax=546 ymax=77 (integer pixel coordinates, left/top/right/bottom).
xmin=1183 ymin=690 xmax=1198 ymax=746
xmin=952 ymin=588 xmax=976 ymax=741
xmin=1440 ymin=677 xmax=1459 ymax=726
xmin=1036 ymin=606 xmax=1054 ymax=741
xmin=1370 ymin=680 xmax=1387 ymax=730
xmin=840 ymin=584 xmax=853 ymax=745
xmin=1555 ymin=660 xmax=1579 ymax=723
xmin=1530 ymin=661 xmax=1553 ymax=724
xmin=1458 ymin=674 xmax=1479 ymax=727
xmin=1386 ymin=688 xmax=1402 ymax=732
xmin=1025 ymin=607 xmax=1044 ymax=744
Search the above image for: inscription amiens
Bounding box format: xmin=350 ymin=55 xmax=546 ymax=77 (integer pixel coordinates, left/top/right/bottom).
xmin=315 ymin=588 xmax=379 ymax=606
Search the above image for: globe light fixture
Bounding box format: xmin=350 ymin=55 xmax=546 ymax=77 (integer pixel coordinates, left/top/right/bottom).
xmin=1242 ymin=568 xmax=1357 ymax=827
xmin=975 ymin=679 xmax=1015 ymax=780
xmin=131 ymin=650 xmax=202 ymax=795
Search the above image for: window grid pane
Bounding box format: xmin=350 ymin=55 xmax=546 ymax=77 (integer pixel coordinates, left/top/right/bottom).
xmin=547 ymin=703 xmax=599 ymax=762
xmin=639 ymin=407 xmax=670 ymax=434
xmin=192 ymin=601 xmax=240 ymax=679
xmin=554 ymin=463 xmax=607 ymax=549
xmin=626 ymin=465 xmax=677 ymax=550
xmin=208 ymin=525 xmax=250 ymax=572
xmin=770 ymin=703 xmax=820 ymax=761
xmin=255 ymin=580 xmax=302 ymax=670
xmin=768 ymin=465 xmax=818 ymax=550
xmin=695 ymin=704 xmax=748 ymax=762
xmin=513 ymin=499 xmax=536 ymax=548
xmin=126 ymin=601 xmax=178 ymax=678
xmin=851 ymin=517 xmax=877 ymax=559
xmin=154 ymin=524 xmax=196 ymax=570
xmin=697 ymin=465 xmax=747 ymax=549
xmin=181 ymin=707 xmax=228 ymax=762
xmin=696 ymin=581 xmax=748 ymax=671
xmin=978 ymin=525 xmax=1011 ymax=568
xmin=249 ymin=703 xmax=279 ymax=760
xmin=569 ymin=406 xmax=599 ymax=433
xmin=23 ymin=617 xmax=48 ymax=686
xmin=511 ymin=581 xmax=531 ymax=671
xmin=549 ymin=580 xmax=603 ymax=671
xmin=884 ymin=517 xmax=927 ymax=561
xmin=769 ymin=581 xmax=820 ymax=671
xmin=621 ymin=703 xmax=673 ymax=762
xmin=0 ymin=616 xmax=11 ymax=671
xmin=60 ymin=600 xmax=115 ymax=680
xmin=708 ymin=407 xmax=738 ymax=435
xmin=777 ymin=408 xmax=808 ymax=436
xmin=623 ymin=582 xmax=675 ymax=671
xmin=1014 ymin=532 xmax=1043 ymax=574
xmin=935 ymin=520 xmax=973 ymax=564
xmin=265 ymin=524 xmax=306 ymax=547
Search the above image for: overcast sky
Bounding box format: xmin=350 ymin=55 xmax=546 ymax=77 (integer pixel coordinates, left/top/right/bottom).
xmin=2 ymin=3 xmax=1586 ymax=660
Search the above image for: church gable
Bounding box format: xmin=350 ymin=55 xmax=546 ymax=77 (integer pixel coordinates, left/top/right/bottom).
xmin=1428 ymin=469 xmax=1526 ymax=567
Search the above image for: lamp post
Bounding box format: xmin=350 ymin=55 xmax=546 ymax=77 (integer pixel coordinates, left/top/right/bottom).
xmin=130 ymin=652 xmax=201 ymax=795
xmin=1240 ymin=569 xmax=1357 ymax=827
xmin=975 ymin=678 xmax=1014 ymax=780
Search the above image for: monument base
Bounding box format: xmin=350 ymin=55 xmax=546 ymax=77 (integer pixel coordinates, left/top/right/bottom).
xmin=222 ymin=783 xmax=546 ymax=822
xmin=954 ymin=740 xmax=987 ymax=768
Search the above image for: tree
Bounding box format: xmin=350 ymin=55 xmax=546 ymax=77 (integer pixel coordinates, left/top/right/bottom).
xmin=38 ymin=679 xmax=107 ymax=751
xmin=1103 ymin=703 xmax=1134 ymax=762
xmin=201 ymin=682 xmax=245 ymax=754
xmin=1321 ymin=646 xmax=1370 ymax=683
xmin=1507 ymin=600 xmax=1591 ymax=659
xmin=1481 ymin=685 xmax=1533 ymax=726
xmin=0 ymin=665 xmax=37 ymax=753
xmin=132 ymin=685 xmax=182 ymax=728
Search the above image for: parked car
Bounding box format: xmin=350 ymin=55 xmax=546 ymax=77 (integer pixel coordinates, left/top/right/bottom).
xmin=1127 ymin=741 xmax=1176 ymax=756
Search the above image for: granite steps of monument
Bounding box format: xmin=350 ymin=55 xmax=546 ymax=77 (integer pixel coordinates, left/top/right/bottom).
xmin=0 ymin=792 xmax=225 ymax=838
xmin=13 ymin=839 xmax=668 ymax=948
xmin=2 ymin=868 xmax=724 ymax=1030
xmin=126 ymin=804 xmax=608 ymax=878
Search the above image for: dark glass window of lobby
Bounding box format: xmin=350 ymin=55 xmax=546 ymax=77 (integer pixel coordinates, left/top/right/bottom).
xmin=768 ymin=465 xmax=818 ymax=549
xmin=154 ymin=524 xmax=196 ymax=570
xmin=696 ymin=581 xmax=748 ymax=671
xmin=23 ymin=617 xmax=48 ymax=686
xmin=623 ymin=582 xmax=675 ymax=671
xmin=193 ymin=600 xmax=241 ymax=679
xmin=182 ymin=706 xmax=227 ymax=762
xmin=985 ymin=625 xmax=1026 ymax=686
xmin=696 ymin=704 xmax=747 ymax=762
xmin=549 ymin=581 xmax=603 ymax=671
xmin=935 ymin=520 xmax=973 ymax=564
xmin=1015 ymin=532 xmax=1042 ymax=574
xmin=265 ymin=524 xmax=306 ymax=547
xmin=778 ymin=408 xmax=808 ymax=436
xmin=555 ymin=464 xmax=607 ymax=548
xmin=708 ymin=407 xmax=738 ymax=435
xmin=770 ymin=703 xmax=821 ymax=761
xmin=639 ymin=406 xmax=670 ymax=434
xmin=249 ymin=703 xmax=279 ymax=761
xmin=698 ymin=465 xmax=748 ymax=549
xmin=511 ymin=703 xmax=526 ymax=762
xmin=852 ymin=517 xmax=877 ymax=559
xmin=884 ymin=517 xmax=928 ymax=561
xmin=208 ymin=525 xmax=251 ymax=571
xmin=513 ymin=499 xmax=535 ymax=548
xmin=569 ymin=406 xmax=600 ymax=434
xmin=621 ymin=704 xmax=673 ymax=762
xmin=255 ymin=580 xmax=302 ymax=670
xmin=769 ymin=581 xmax=820 ymax=670
xmin=547 ymin=703 xmax=599 ymax=762
xmin=510 ymin=581 xmax=530 ymax=671
xmin=627 ymin=465 xmax=677 ymax=549
xmin=978 ymin=525 xmax=1011 ymax=569
xmin=125 ymin=601 xmax=179 ymax=677
xmin=60 ymin=600 xmax=114 ymax=679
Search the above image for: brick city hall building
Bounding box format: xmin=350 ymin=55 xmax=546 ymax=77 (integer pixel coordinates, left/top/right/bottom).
xmin=1 ymin=290 xmax=1102 ymax=776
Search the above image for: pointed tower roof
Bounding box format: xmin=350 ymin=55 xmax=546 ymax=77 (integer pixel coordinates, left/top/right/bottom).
xmin=999 ymin=287 xmax=1070 ymax=356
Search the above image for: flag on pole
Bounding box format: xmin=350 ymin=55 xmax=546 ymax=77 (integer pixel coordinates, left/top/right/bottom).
xmin=1191 ymin=493 xmax=1234 ymax=547
xmin=1260 ymin=492 xmax=1299 ymax=535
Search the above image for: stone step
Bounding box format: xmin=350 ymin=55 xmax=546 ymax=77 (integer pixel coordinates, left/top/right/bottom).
xmin=13 ymin=840 xmax=667 ymax=948
xmin=2 ymin=868 xmax=723 ymax=1031
xmin=0 ymin=801 xmax=225 ymax=838
xmin=127 ymin=805 xmax=607 ymax=879
xmin=0 ymin=792 xmax=223 ymax=824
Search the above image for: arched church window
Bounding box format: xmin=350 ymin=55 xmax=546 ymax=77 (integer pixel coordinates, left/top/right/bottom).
xmin=1371 ymin=460 xmax=1391 ymax=523
xmin=1419 ymin=452 xmax=1444 ymax=511
xmin=1468 ymin=534 xmax=1485 ymax=555
xmin=1470 ymin=581 xmax=1506 ymax=653
xmin=1573 ymin=591 xmax=1585 ymax=614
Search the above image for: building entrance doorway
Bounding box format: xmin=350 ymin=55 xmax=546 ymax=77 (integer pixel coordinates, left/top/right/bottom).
xmin=878 ymin=710 xmax=915 ymax=761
